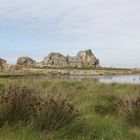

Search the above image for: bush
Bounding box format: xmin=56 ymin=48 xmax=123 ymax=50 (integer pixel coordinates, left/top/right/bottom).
xmin=117 ymin=97 xmax=140 ymax=127
xmin=0 ymin=84 xmax=43 ymax=126
xmin=0 ymin=83 xmax=80 ymax=131
xmin=34 ymin=96 xmax=80 ymax=131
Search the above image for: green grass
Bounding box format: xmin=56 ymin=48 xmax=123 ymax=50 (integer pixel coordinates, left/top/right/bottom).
xmin=0 ymin=66 xmax=138 ymax=78
xmin=0 ymin=78 xmax=139 ymax=140
xmin=33 ymin=65 xmax=131 ymax=70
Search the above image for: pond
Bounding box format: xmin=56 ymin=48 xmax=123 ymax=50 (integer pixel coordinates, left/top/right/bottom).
xmin=99 ymin=74 xmax=140 ymax=84
xmin=41 ymin=74 xmax=140 ymax=84
xmin=8 ymin=74 xmax=140 ymax=84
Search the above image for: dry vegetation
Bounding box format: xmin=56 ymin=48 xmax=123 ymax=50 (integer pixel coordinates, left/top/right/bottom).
xmin=0 ymin=79 xmax=139 ymax=140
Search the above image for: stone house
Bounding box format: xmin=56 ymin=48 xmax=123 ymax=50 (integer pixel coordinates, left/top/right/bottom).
xmin=42 ymin=49 xmax=100 ymax=68
xmin=68 ymin=56 xmax=83 ymax=68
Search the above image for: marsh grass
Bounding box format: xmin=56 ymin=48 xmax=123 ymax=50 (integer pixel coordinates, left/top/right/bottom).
xmin=0 ymin=79 xmax=139 ymax=140
xmin=0 ymin=84 xmax=42 ymax=126
xmin=34 ymin=81 xmax=85 ymax=131
xmin=94 ymin=95 xmax=118 ymax=115
xmin=0 ymin=82 xmax=81 ymax=132
xmin=34 ymin=96 xmax=80 ymax=131
xmin=117 ymin=95 xmax=140 ymax=127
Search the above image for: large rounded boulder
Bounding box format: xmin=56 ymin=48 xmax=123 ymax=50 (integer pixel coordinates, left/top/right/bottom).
xmin=43 ymin=53 xmax=68 ymax=67
xmin=77 ymin=49 xmax=99 ymax=68
xmin=16 ymin=57 xmax=36 ymax=66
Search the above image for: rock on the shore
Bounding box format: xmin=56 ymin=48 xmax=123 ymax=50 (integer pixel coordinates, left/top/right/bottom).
xmin=16 ymin=57 xmax=36 ymax=66
xmin=0 ymin=58 xmax=7 ymax=70
xmin=77 ymin=49 xmax=99 ymax=68
xmin=43 ymin=53 xmax=68 ymax=67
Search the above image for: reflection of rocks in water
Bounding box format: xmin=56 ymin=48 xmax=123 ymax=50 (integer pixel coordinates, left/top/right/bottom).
xmin=8 ymin=75 xmax=140 ymax=84
xmin=47 ymin=75 xmax=140 ymax=84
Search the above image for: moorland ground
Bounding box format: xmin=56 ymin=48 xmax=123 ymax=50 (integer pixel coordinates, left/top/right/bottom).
xmin=0 ymin=78 xmax=139 ymax=140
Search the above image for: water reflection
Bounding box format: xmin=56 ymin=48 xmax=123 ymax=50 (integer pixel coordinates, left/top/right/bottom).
xmin=43 ymin=74 xmax=140 ymax=84
xmin=10 ymin=74 xmax=140 ymax=84
xmin=99 ymin=74 xmax=140 ymax=84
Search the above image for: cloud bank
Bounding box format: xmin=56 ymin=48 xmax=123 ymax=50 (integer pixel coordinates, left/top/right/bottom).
xmin=0 ymin=0 xmax=140 ymax=67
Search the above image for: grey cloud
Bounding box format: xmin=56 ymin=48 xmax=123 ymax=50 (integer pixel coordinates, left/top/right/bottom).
xmin=0 ymin=0 xmax=140 ymax=67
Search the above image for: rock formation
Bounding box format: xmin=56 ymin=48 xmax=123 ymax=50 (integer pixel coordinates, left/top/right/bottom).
xmin=43 ymin=53 xmax=68 ymax=67
xmin=0 ymin=49 xmax=100 ymax=70
xmin=77 ymin=49 xmax=99 ymax=68
xmin=42 ymin=49 xmax=100 ymax=68
xmin=16 ymin=57 xmax=36 ymax=66
xmin=0 ymin=58 xmax=7 ymax=70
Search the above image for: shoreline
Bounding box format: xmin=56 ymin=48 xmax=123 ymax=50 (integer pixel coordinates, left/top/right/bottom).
xmin=0 ymin=68 xmax=140 ymax=78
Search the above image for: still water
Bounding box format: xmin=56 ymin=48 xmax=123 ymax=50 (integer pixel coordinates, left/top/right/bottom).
xmin=41 ymin=74 xmax=140 ymax=84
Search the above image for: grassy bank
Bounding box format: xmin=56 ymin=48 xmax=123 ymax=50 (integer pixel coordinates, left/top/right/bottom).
xmin=0 ymin=79 xmax=139 ymax=140
xmin=0 ymin=67 xmax=140 ymax=78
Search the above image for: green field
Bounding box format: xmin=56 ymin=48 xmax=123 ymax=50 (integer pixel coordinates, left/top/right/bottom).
xmin=0 ymin=78 xmax=139 ymax=140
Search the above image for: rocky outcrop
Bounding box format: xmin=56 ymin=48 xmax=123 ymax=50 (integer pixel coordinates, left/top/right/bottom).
xmin=42 ymin=49 xmax=100 ymax=68
xmin=43 ymin=53 xmax=68 ymax=67
xmin=16 ymin=57 xmax=36 ymax=66
xmin=0 ymin=49 xmax=100 ymax=70
xmin=0 ymin=58 xmax=15 ymax=71
xmin=0 ymin=58 xmax=7 ymax=70
xmin=77 ymin=49 xmax=99 ymax=68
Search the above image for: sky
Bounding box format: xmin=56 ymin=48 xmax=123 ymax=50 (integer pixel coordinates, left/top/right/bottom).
xmin=0 ymin=0 xmax=140 ymax=68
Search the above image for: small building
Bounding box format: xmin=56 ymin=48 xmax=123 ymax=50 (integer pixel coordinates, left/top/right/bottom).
xmin=68 ymin=57 xmax=83 ymax=68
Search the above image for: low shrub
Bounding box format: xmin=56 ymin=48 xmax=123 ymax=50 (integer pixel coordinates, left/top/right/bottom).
xmin=116 ymin=96 xmax=140 ymax=127
xmin=0 ymin=83 xmax=80 ymax=131
xmin=0 ymin=84 xmax=42 ymax=126
xmin=34 ymin=96 xmax=80 ymax=131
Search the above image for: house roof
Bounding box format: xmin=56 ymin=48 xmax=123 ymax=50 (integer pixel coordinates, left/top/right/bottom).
xmin=68 ymin=57 xmax=82 ymax=63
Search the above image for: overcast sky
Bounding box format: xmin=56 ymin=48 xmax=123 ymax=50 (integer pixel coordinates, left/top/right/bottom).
xmin=0 ymin=0 xmax=140 ymax=68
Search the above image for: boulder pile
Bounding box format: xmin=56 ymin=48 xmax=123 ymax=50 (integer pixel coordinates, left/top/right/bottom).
xmin=43 ymin=53 xmax=68 ymax=67
xmin=42 ymin=49 xmax=100 ymax=68
xmin=16 ymin=57 xmax=36 ymax=66
xmin=0 ymin=49 xmax=100 ymax=70
xmin=77 ymin=49 xmax=99 ymax=68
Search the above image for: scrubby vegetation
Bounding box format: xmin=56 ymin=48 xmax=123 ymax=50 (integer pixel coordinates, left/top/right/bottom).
xmin=0 ymin=79 xmax=139 ymax=140
xmin=117 ymin=96 xmax=140 ymax=127
xmin=0 ymin=83 xmax=80 ymax=132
